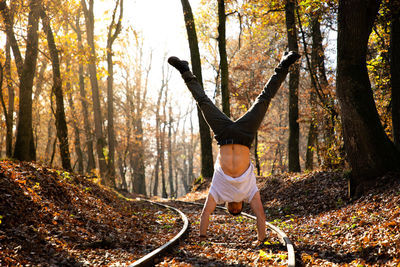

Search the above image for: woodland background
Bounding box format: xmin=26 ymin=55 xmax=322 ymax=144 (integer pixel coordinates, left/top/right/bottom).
xmin=0 ymin=0 xmax=399 ymax=199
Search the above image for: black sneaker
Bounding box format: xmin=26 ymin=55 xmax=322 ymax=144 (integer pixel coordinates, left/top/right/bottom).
xmin=168 ymin=56 xmax=190 ymax=74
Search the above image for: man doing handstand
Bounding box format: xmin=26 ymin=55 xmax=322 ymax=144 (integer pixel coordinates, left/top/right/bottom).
xmin=168 ymin=51 xmax=300 ymax=242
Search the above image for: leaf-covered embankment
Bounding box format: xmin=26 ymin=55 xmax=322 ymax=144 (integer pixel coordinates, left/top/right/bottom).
xmin=256 ymin=171 xmax=400 ymax=266
xmin=0 ymin=160 xmax=182 ymax=266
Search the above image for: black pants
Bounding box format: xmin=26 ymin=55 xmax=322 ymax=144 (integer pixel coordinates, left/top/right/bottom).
xmin=182 ymin=67 xmax=289 ymax=148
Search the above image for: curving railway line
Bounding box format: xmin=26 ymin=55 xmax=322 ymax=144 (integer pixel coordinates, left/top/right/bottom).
xmin=130 ymin=199 xmax=295 ymax=266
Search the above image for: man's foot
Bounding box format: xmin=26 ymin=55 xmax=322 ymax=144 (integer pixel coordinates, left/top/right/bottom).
xmin=278 ymin=51 xmax=301 ymax=69
xmin=168 ymin=56 xmax=190 ymax=74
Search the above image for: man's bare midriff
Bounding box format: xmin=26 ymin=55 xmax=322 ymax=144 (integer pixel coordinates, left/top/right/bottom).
xmin=218 ymin=144 xmax=250 ymax=178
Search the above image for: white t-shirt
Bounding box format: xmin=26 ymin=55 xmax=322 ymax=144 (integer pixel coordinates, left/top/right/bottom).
xmin=209 ymin=159 xmax=258 ymax=204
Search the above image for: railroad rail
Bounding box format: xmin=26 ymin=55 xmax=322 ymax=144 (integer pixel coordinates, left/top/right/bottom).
xmin=129 ymin=200 xmax=189 ymax=267
xmin=129 ymin=199 xmax=295 ymax=267
xmin=174 ymin=200 xmax=296 ymax=267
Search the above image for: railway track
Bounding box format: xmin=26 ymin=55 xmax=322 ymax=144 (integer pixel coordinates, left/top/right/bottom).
xmin=130 ymin=199 xmax=295 ymax=266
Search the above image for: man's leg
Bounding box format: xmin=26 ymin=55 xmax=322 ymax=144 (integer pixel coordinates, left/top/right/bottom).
xmin=235 ymin=51 xmax=300 ymax=133
xmin=168 ymin=57 xmax=233 ymax=135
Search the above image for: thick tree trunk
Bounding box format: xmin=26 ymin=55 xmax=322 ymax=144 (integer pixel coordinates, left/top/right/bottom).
xmin=41 ymin=8 xmax=72 ymax=171
xmin=217 ymin=0 xmax=230 ymax=117
xmin=337 ymin=0 xmax=400 ymax=197
xmin=81 ymin=0 xmax=108 ymax=179
xmin=390 ymin=0 xmax=400 ymax=149
xmin=180 ymin=0 xmax=214 ymax=179
xmin=285 ymin=0 xmax=301 ymax=172
xmin=13 ymin=0 xmax=41 ymax=161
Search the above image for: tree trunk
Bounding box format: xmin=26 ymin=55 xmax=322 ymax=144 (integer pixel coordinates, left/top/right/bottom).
xmin=67 ymin=92 xmax=84 ymax=173
xmin=161 ymin=121 xmax=167 ymax=198
xmin=180 ymin=0 xmax=214 ymax=179
xmin=65 ymin=59 xmax=84 ymax=173
xmin=254 ymin=133 xmax=261 ymax=175
xmin=81 ymin=0 xmax=108 ymax=179
xmin=134 ymin=47 xmax=149 ymax=196
xmin=305 ymin=116 xmax=317 ymax=170
xmin=390 ymin=0 xmax=400 ymax=149
xmin=285 ymin=0 xmax=301 ymax=172
xmin=168 ymin=104 xmax=174 ymax=197
xmin=337 ymin=0 xmax=400 ymax=197
xmin=0 ymin=1 xmax=23 ymax=78
xmin=72 ymin=14 xmax=96 ymax=173
xmin=217 ymin=0 xmax=230 ymax=117
xmin=160 ymin=84 xmax=168 ymax=198
xmin=305 ymin=15 xmax=321 ymax=171
xmin=106 ymin=0 xmax=123 ymax=187
xmin=118 ymin=155 xmax=127 ymax=191
xmin=5 ymin=37 xmax=13 ymax=157
xmin=153 ymin=75 xmax=165 ymax=196
xmin=41 ymin=7 xmax=72 ymax=171
xmin=188 ymin=113 xmax=195 ymax=186
xmin=153 ymin=157 xmax=160 ymax=196
xmin=13 ymin=0 xmax=41 ymax=161
xmin=44 ymin=118 xmax=54 ymax=162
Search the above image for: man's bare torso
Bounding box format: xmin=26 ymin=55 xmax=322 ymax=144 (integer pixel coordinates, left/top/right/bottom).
xmin=219 ymin=144 xmax=250 ymax=178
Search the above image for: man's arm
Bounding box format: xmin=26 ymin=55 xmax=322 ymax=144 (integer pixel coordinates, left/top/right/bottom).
xmin=199 ymin=194 xmax=217 ymax=240
xmin=249 ymin=191 xmax=266 ymax=241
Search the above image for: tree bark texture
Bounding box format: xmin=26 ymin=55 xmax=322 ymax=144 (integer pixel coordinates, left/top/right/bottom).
xmin=285 ymin=0 xmax=301 ymax=172
xmin=81 ymin=0 xmax=108 ymax=179
xmin=180 ymin=0 xmax=214 ymax=179
xmin=41 ymin=7 xmax=72 ymax=171
xmin=13 ymin=0 xmax=41 ymax=161
xmin=217 ymin=0 xmax=230 ymax=117
xmin=337 ymin=0 xmax=400 ymax=196
xmin=390 ymin=0 xmax=400 ymax=149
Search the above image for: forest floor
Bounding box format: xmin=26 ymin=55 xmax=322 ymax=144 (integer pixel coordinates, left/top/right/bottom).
xmin=0 ymin=159 xmax=399 ymax=266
